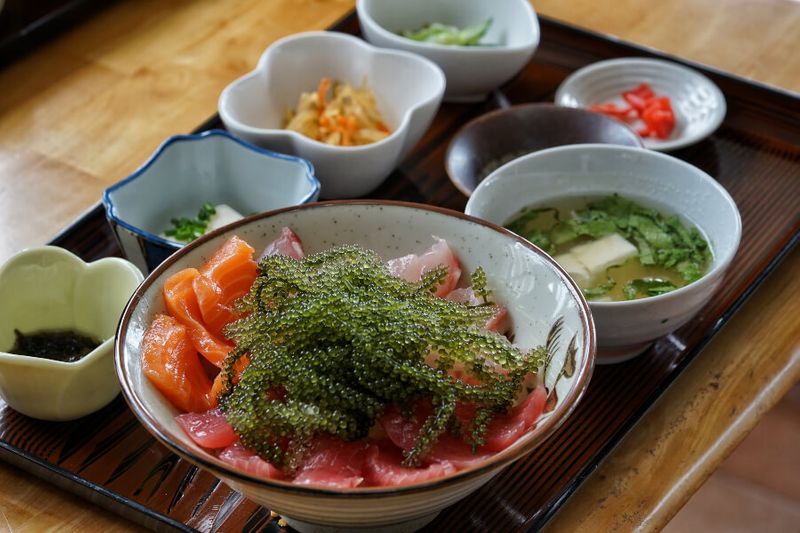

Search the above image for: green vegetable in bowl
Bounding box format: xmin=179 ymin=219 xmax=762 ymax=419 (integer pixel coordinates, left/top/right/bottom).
xmin=165 ymin=202 xmax=216 ymax=243
xmin=505 ymin=194 xmax=711 ymax=301
xmin=401 ymin=18 xmax=492 ymax=46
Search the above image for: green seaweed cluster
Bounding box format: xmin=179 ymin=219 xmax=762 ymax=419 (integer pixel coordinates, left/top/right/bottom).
xmin=217 ymin=245 xmax=545 ymax=469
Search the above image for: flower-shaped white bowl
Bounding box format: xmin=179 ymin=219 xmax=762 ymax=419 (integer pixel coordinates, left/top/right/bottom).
xmin=116 ymin=201 xmax=594 ymax=532
xmin=466 ymin=144 xmax=742 ymax=363
xmin=0 ymin=247 xmax=143 ymax=420
xmin=218 ymin=32 xmax=446 ymax=199
xmin=555 ymin=58 xmax=726 ymax=151
xmin=103 ymin=129 xmax=319 ymax=273
xmin=357 ymin=0 xmax=539 ymax=102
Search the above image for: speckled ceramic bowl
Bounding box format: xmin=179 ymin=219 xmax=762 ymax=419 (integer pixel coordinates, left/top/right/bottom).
xmin=0 ymin=247 xmax=143 ymax=420
xmin=116 ymin=201 xmax=595 ymax=532
xmin=466 ymin=144 xmax=742 ymax=363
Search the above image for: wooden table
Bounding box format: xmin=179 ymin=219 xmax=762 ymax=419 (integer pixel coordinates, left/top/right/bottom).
xmin=0 ymin=0 xmax=797 ymax=530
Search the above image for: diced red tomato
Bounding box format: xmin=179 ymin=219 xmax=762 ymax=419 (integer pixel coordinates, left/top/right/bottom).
xmin=364 ymin=440 xmax=456 ymax=487
xmin=163 ymin=268 xmax=233 ymax=367
xmin=292 ymin=435 xmax=369 ymax=488
xmin=259 ymin=227 xmax=305 ymax=261
xmin=218 ymin=442 xmax=284 ymax=480
xmin=387 ymin=237 xmax=461 ymax=297
xmin=176 ymin=408 xmax=237 ymax=449
xmin=141 ymin=314 xmax=214 ymax=413
xmin=590 ymin=82 xmax=675 ymax=140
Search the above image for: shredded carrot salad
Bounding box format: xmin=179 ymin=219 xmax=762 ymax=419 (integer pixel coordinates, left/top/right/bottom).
xmin=284 ymin=78 xmax=391 ymax=147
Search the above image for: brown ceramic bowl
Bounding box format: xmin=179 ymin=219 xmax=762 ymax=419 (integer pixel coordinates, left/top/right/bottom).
xmin=445 ymin=103 xmax=643 ymax=196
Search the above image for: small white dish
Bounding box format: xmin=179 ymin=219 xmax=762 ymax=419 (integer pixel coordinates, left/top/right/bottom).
xmin=0 ymin=247 xmax=143 ymax=420
xmin=103 ymin=129 xmax=319 ymax=273
xmin=218 ymin=31 xmax=445 ymax=199
xmin=466 ymin=144 xmax=741 ymax=363
xmin=116 ymin=201 xmax=594 ymax=532
xmin=554 ymin=58 xmax=726 ymax=151
xmin=357 ymin=0 xmax=539 ymax=102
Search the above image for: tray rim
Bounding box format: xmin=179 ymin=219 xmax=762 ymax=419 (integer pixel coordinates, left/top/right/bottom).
xmin=5 ymin=9 xmax=796 ymax=533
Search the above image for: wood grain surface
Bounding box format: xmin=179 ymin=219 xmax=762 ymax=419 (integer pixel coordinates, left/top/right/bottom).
xmin=0 ymin=0 xmax=797 ymax=531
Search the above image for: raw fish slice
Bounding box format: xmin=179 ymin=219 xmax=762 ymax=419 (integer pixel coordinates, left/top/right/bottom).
xmin=292 ymin=435 xmax=369 ymax=488
xmin=163 ymin=268 xmax=233 ymax=367
xmin=210 ymin=355 xmax=251 ymax=401
xmin=386 ymin=237 xmax=461 ymax=297
xmin=141 ymin=314 xmax=214 ymax=413
xmin=480 ymin=385 xmax=547 ymax=452
xmin=364 ymin=440 xmax=456 ymax=487
xmin=218 ymin=442 xmax=284 ymax=480
xmin=193 ymin=236 xmax=257 ymax=338
xmin=444 ymin=287 xmax=509 ymax=332
xmin=176 ymin=408 xmax=236 ymax=449
xmin=259 ymin=227 xmax=305 ymax=261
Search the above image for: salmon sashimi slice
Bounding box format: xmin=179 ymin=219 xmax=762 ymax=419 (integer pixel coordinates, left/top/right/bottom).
xmin=210 ymin=355 xmax=251 ymax=401
xmin=218 ymin=442 xmax=285 ymax=480
xmin=193 ymin=235 xmax=257 ymax=339
xmin=364 ymin=440 xmax=456 ymax=487
xmin=292 ymin=435 xmax=370 ymax=488
xmin=141 ymin=314 xmax=214 ymax=413
xmin=444 ymin=287 xmax=510 ymax=333
xmin=259 ymin=227 xmax=305 ymax=261
xmin=176 ymin=408 xmax=237 ymax=449
xmin=163 ymin=267 xmax=233 ymax=367
xmin=387 ymin=237 xmax=461 ymax=297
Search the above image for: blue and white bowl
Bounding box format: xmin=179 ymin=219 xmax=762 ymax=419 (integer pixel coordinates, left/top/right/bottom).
xmin=103 ymin=130 xmax=319 ymax=272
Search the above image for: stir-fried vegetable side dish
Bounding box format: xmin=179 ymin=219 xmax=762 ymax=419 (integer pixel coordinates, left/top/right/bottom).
xmin=142 ymin=230 xmax=549 ymax=488
xmin=506 ymin=195 xmax=711 ymax=301
xmin=401 ymin=19 xmax=493 ymax=46
xmin=284 ymin=78 xmax=391 ymax=147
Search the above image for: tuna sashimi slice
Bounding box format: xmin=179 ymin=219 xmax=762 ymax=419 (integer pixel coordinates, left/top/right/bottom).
xmin=444 ymin=287 xmax=509 ymax=333
xmin=176 ymin=408 xmax=236 ymax=449
xmin=218 ymin=442 xmax=284 ymax=480
xmin=480 ymin=385 xmax=547 ymax=452
xmin=387 ymin=237 xmax=461 ymax=297
xmin=163 ymin=267 xmax=233 ymax=367
xmin=259 ymin=227 xmax=305 ymax=261
xmin=292 ymin=435 xmax=369 ymax=489
xmin=141 ymin=314 xmax=214 ymax=413
xmin=193 ymin=235 xmax=257 ymax=339
xmin=379 ymin=404 xmax=492 ymax=469
xmin=364 ymin=440 xmax=456 ymax=487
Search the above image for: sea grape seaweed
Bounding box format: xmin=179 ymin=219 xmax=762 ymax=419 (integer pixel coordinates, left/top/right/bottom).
xmin=218 ymin=245 xmax=544 ymax=468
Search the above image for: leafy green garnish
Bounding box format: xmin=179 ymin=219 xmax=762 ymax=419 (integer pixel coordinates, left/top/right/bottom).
xmin=219 ymin=245 xmax=545 ymax=469
xmin=402 ymin=18 xmax=492 ymax=46
xmin=623 ymin=278 xmax=678 ymax=299
xmin=164 ymin=202 xmax=216 ymax=243
xmin=506 ymin=195 xmax=711 ymax=290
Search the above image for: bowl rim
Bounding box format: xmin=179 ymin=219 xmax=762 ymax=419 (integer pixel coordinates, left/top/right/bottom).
xmin=0 ymin=246 xmax=143 ymax=370
xmin=101 ymin=129 xmax=320 ymax=249
xmin=115 ymin=199 xmax=596 ymax=497
xmin=444 ymin=102 xmax=644 ymax=197
xmin=356 ymin=0 xmax=540 ymax=54
xmin=553 ymin=57 xmax=727 ymax=152
xmin=467 ymin=143 xmax=743 ymax=307
xmin=218 ymin=31 xmax=446 ymax=153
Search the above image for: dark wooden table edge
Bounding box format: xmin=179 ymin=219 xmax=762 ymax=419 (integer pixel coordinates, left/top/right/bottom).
xmin=17 ymin=10 xmax=799 ymax=533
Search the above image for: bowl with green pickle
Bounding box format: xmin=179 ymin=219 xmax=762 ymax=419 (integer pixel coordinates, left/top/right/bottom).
xmin=465 ymin=144 xmax=742 ymax=363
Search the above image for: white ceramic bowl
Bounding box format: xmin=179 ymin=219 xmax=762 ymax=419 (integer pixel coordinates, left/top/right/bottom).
xmin=0 ymin=247 xmax=143 ymax=420
xmin=555 ymin=58 xmax=726 ymax=151
xmin=465 ymin=144 xmax=741 ymax=364
xmin=218 ymin=32 xmax=445 ymax=199
xmin=357 ymin=0 xmax=539 ymax=102
xmin=103 ymin=129 xmax=319 ymax=273
xmin=116 ymin=201 xmax=594 ymax=532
